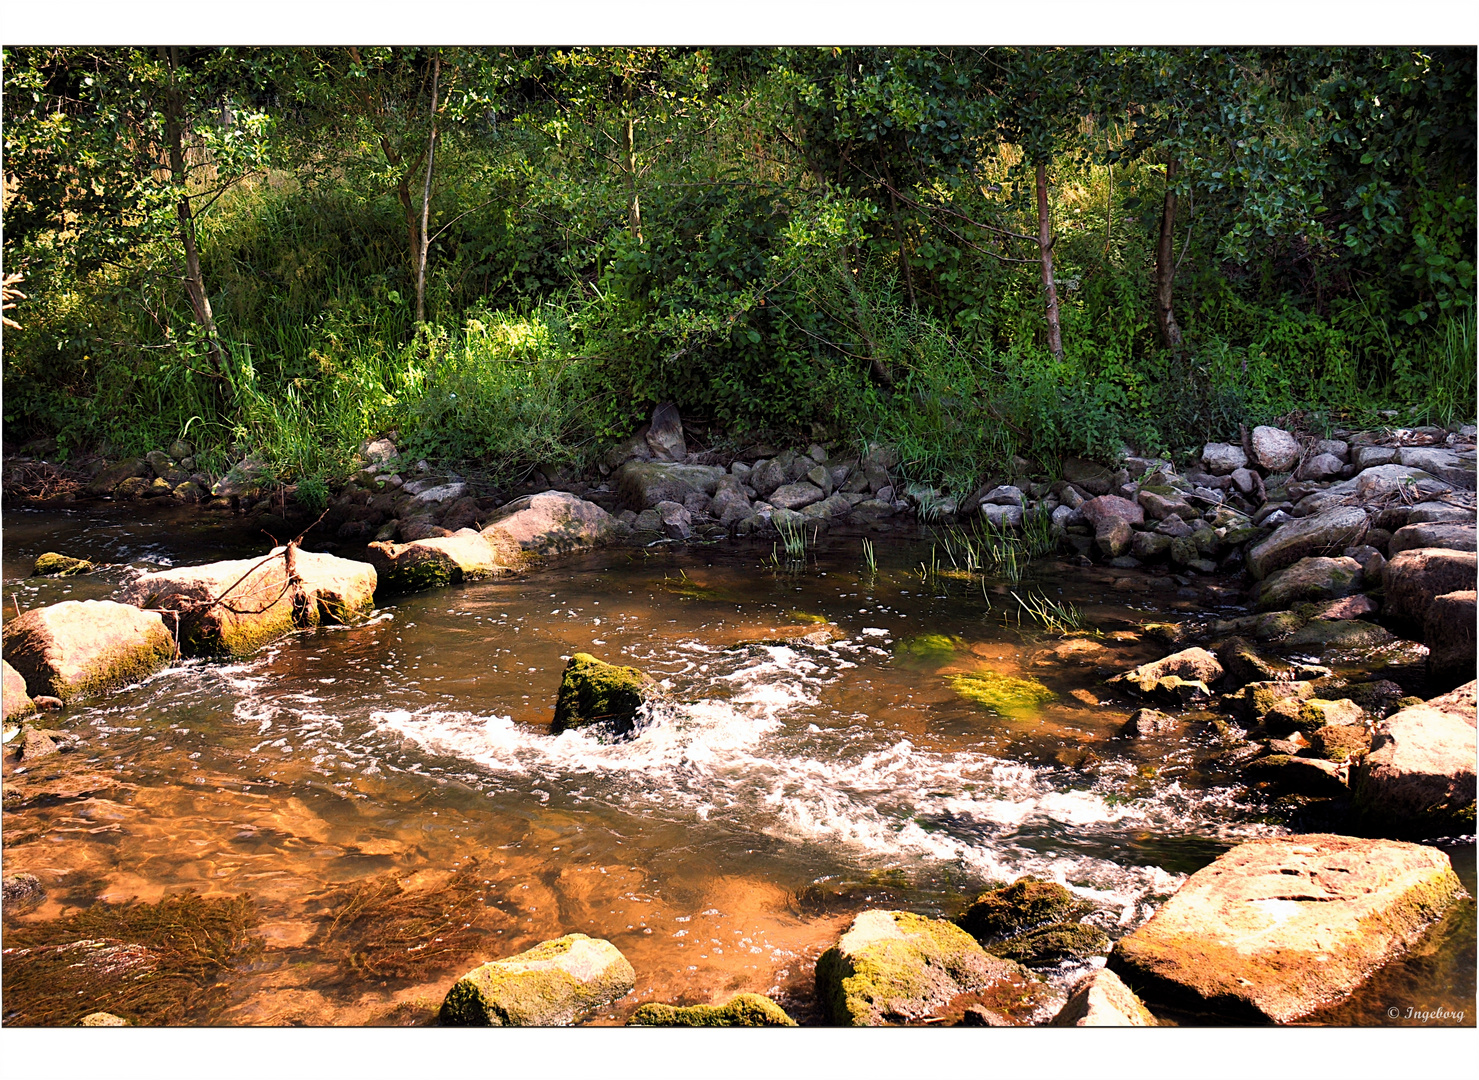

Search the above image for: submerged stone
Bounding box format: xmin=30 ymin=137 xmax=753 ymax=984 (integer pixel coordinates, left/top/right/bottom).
xmin=948 ymin=670 xmax=1055 ymax=717
xmin=439 ymin=933 xmax=635 ymax=1026
xmin=815 ymin=909 xmax=1037 ymax=1026
xmin=626 ymin=993 xmax=796 ymax=1027
xmin=551 ymin=652 xmax=653 ymax=738
xmin=987 ymin=922 xmax=1110 ymax=967
xmin=31 ymin=552 xmax=94 ymax=578
xmin=1108 ymin=834 xmax=1466 ymax=1023
xmin=894 ymin=634 xmax=965 ymax=667
xmin=2 ymin=599 xmax=174 ymax=701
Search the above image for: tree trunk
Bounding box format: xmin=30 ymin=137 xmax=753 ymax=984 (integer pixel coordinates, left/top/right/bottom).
xmin=1156 ymin=157 xmax=1184 ymax=350
xmin=160 ymin=46 xmax=226 ymax=374
xmin=415 ymin=54 xmax=440 ymax=324
xmin=1035 ymin=161 xmax=1063 ymax=359
xmin=621 ymin=114 xmax=643 ymax=243
xmin=884 ymin=167 xmax=915 ymax=307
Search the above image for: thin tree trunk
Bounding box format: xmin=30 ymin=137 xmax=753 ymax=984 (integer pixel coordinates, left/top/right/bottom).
xmin=621 ymin=114 xmax=643 ymax=243
xmin=415 ymin=54 xmax=440 ymax=324
xmin=160 ymin=46 xmax=226 ymax=374
xmin=884 ymin=167 xmax=915 ymax=308
xmin=1035 ymin=161 xmax=1063 ymax=359
xmin=1155 ymin=157 xmax=1184 ymax=350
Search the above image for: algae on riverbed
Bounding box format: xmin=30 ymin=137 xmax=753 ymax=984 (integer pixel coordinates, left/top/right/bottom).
xmin=948 ymin=669 xmax=1056 ymax=718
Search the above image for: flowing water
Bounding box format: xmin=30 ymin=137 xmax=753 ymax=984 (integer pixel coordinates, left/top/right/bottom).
xmin=2 ymin=502 xmax=1473 ymax=1026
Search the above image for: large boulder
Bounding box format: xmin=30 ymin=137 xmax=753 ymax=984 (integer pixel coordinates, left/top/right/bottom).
xmin=614 ymin=462 xmax=725 ymax=510
xmin=118 ymin=549 xmax=376 ymax=657
xmin=1201 ymin=443 xmax=1248 ymax=475
xmin=1251 ymin=426 xmax=1299 ymax=472
xmin=1108 ymin=648 xmax=1223 ymax=697
xmin=769 ymin=482 xmax=825 ymax=511
xmin=3 ymin=659 xmax=36 ymax=720
xmin=1254 ymin=556 xmax=1363 ymax=611
xmin=1426 ymin=591 xmax=1476 ymax=690
xmin=1388 ymin=521 xmax=1477 ymax=556
xmin=1049 ymin=969 xmax=1157 ymax=1027
xmin=956 ymin=878 xmax=1089 ymax=943
xmin=644 ymin=401 xmax=687 ymax=462
xmin=1246 ymin=506 xmax=1369 ymax=580
xmin=1354 ymin=463 xmax=1451 ymax=503
xmin=2 ymin=600 xmax=174 ymax=701
xmin=367 ymin=530 xmax=499 ymax=593
xmin=439 ymin=934 xmax=635 ymax=1026
xmin=481 ymin=491 xmax=620 ymax=560
xmin=627 ymin=993 xmax=796 ymax=1027
xmin=815 ymin=910 xmax=1035 ymax=1026
xmin=1352 ymin=683 xmax=1477 ymax=836
xmin=1397 ymin=446 xmax=1477 ymax=490
xmin=1383 ymin=547 xmax=1478 ymax=626
xmin=1107 ymin=834 xmax=1466 ymax=1023
xmin=551 ymin=653 xmax=653 ymax=738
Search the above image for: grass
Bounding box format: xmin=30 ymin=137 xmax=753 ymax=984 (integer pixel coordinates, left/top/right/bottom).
xmin=1009 ymin=589 xmax=1085 ymax=635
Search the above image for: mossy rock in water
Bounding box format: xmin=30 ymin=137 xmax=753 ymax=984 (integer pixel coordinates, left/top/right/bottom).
xmin=949 ymin=670 xmax=1055 ymax=718
xmin=551 ymin=652 xmax=652 ymax=737
xmin=895 ymin=634 xmax=966 ymax=668
xmin=956 ymin=877 xmax=1090 ymax=943
xmin=32 ymin=552 xmax=95 ymax=577
xmin=627 ymin=993 xmax=796 ymax=1027
xmin=987 ymin=922 xmax=1110 ymax=967
xmin=439 ymin=933 xmax=636 ymax=1026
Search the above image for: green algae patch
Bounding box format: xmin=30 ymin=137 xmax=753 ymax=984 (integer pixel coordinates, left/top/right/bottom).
xmin=956 ymin=877 xmax=1091 ymax=943
xmin=31 ymin=552 xmax=94 ymax=577
xmin=551 ymin=652 xmax=652 ymax=737
xmin=439 ymin=933 xmax=635 ymax=1026
xmin=894 ymin=634 xmax=966 ymax=669
xmin=1 ymin=892 xmax=263 ymax=1026
xmin=988 ymin=922 xmax=1110 ymax=967
xmin=627 ymin=993 xmax=796 ymax=1027
xmin=949 ymin=669 xmax=1055 ymax=717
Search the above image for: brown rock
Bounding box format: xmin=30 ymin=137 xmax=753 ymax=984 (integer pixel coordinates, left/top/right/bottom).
xmin=3 ymin=659 xmax=35 ymax=721
xmin=1425 ymin=590 xmax=1476 ymax=691
xmin=1383 ymin=547 xmax=1478 ymax=626
xmin=481 ymin=491 xmax=620 ymax=559
xmin=1122 ymin=708 xmax=1179 ymax=737
xmin=1389 ymin=521 xmax=1477 ymax=556
xmin=645 ymin=402 xmax=687 ymax=462
xmin=367 ymin=530 xmax=500 ymax=592
xmin=1049 ymin=968 xmax=1157 ymax=1027
xmin=2 ymin=600 xmax=174 ymax=701
xmin=1312 ymin=594 xmax=1378 ymax=621
xmin=1352 ymin=684 xmax=1477 ymax=836
xmin=1109 ymin=647 xmax=1223 ymax=696
xmin=1310 ymin=724 xmax=1371 ymax=762
xmin=1107 ymin=834 xmax=1466 ymax=1023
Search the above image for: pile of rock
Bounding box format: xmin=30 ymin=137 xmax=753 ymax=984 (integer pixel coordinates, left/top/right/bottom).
xmin=81 ymin=440 xmax=210 ymax=504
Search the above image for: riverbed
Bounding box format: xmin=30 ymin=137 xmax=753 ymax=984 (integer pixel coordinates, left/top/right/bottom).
xmin=2 ymin=502 xmax=1472 ymax=1025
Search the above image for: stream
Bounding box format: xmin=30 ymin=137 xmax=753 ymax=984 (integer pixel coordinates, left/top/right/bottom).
xmin=2 ymin=502 xmax=1473 ymax=1026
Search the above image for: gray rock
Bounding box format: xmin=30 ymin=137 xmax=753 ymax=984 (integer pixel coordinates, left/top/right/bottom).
xmin=981 ymin=503 xmax=1024 ymax=529
xmin=749 ymin=459 xmax=789 ymax=498
xmin=1398 ymin=446 xmax=1477 ymax=490
xmin=769 ymin=482 xmax=825 ymax=511
xmin=1050 ymin=969 xmax=1157 ymax=1027
xmin=645 ymin=402 xmax=687 ymax=462
xmin=802 ymin=494 xmax=853 ymax=520
xmin=1313 ymin=439 xmax=1349 ymax=463
xmin=1353 ymin=681 xmax=1476 ymax=836
xmin=1230 ymin=467 xmax=1259 ymax=495
xmin=1062 ymin=457 xmax=1113 ymax=496
xmin=981 ymin=484 xmax=1025 ymax=506
xmin=1107 ymin=834 xmax=1467 ymax=1023
xmin=1246 ymin=506 xmax=1369 ymax=580
xmin=614 ymin=461 xmax=725 ymax=509
xmin=482 ymin=491 xmax=621 ymax=559
xmin=1201 ymin=442 xmax=1248 ymax=475
xmin=1138 ymin=488 xmax=1197 ymax=521
xmin=1051 ymin=504 xmax=1081 ymax=529
xmin=1254 ymin=556 xmax=1364 ymax=611
xmin=1406 ymin=501 xmax=1475 ymax=525
xmin=1155 ymin=514 xmax=1195 ymax=538
xmin=1297 ymin=453 xmax=1345 ymax=481
xmin=1384 ymin=547 xmax=1479 ymax=626
xmin=1251 ymin=426 xmax=1300 ymax=472
xmin=655 ymin=500 xmax=692 ymax=540
xmin=1389 ymin=521 xmax=1477 ymax=556
xmin=1354 ymin=464 xmax=1451 ymax=503
xmin=358 ymin=437 xmax=397 ymax=466
xmin=1354 ymin=445 xmax=1399 ymax=470
xmin=1284 ymin=618 xmax=1394 ymax=651
xmin=439 ymin=934 xmax=636 ymax=1026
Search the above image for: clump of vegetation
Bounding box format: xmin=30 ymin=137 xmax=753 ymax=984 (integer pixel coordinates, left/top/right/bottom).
xmin=1 ymin=892 xmax=263 ymax=1026
xmin=1009 ymin=589 xmax=1085 ymax=634
xmin=308 ymin=861 xmax=490 ymax=986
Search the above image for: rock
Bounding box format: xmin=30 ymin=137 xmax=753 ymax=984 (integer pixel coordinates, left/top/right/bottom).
xmin=1283 ymin=619 xmax=1393 ymax=651
xmin=655 ymin=500 xmax=692 ymax=541
xmin=3 ymin=659 xmax=36 ymax=721
xmin=1062 ymin=457 xmax=1113 ymax=496
xmin=78 ymin=1012 xmax=129 ymax=1027
xmin=210 ymin=457 xmax=272 ymax=500
xmin=1122 ymin=708 xmax=1179 ymax=737
xmin=1383 ymin=547 xmax=1478 ymax=626
xmin=1296 ymin=453 xmax=1345 ymax=481
xmin=1201 ymin=443 xmax=1248 ymax=475
xmin=1352 ymin=685 xmax=1477 ymax=836
xmin=439 ymin=934 xmax=635 ymax=1026
xmin=551 ymin=653 xmax=652 ymax=738
xmin=1228 ymin=680 xmax=1317 ymax=722
xmin=1312 ymin=593 xmax=1379 ymax=621
xmin=645 ymin=402 xmax=687 ymax=462
xmin=988 ymin=923 xmax=1110 ymax=967
xmin=1310 ymin=724 xmax=1371 ymax=762
xmin=1109 ymin=648 xmax=1223 ymax=697
xmin=1354 ymin=444 xmax=1399 ymax=470
xmin=2 ymin=600 xmax=174 ymax=701
xmin=481 ymin=491 xmax=620 ymax=560
xmin=1107 ymin=834 xmax=1466 ymax=1023
xmin=401 ymin=480 xmax=467 ymax=506
xmin=979 ymin=503 xmax=1024 ymax=530
xmin=84 ymin=457 xmax=149 ymax=496
xmin=1250 ymin=426 xmax=1300 ymax=472
xmin=1230 ymin=467 xmax=1259 ymax=495
xmin=1354 ymin=463 xmax=1451 ymax=503
xmin=768 ymin=482 xmax=825 ymax=511
xmin=1155 ymin=514 xmax=1195 ymax=539
xmin=357 ymin=436 xmax=397 ymax=466
xmin=1130 ymin=531 xmax=1172 ymax=561
xmin=1310 ymin=676 xmax=1406 ymax=718
xmin=1050 ymin=969 xmax=1157 ymax=1027
xmin=1254 ymin=556 xmax=1363 ymax=611
xmin=1397 ymin=446 xmax=1478 ymax=489
xmin=19 ymin=727 xmax=60 ymax=759
xmin=1389 ymin=521 xmax=1477 ymax=555
xmin=815 ymin=910 xmax=1034 ymax=1025
xmin=957 ymin=1005 xmax=1013 ymax=1026
xmin=802 ymin=494 xmax=853 ymax=521
xmin=1426 ymin=591 xmax=1476 ymax=690
xmin=1246 ymin=506 xmax=1369 ymax=580
xmin=118 ymin=549 xmax=376 ymax=658
xmin=1216 ymin=637 xmax=1317 ymax=688
xmin=367 ymin=530 xmax=499 ymax=592
xmin=1313 ymin=439 xmax=1349 ymax=463
xmin=1080 ymin=494 xmax=1145 ymax=531
xmin=627 ymin=993 xmax=795 ymax=1027
xmin=31 ymin=553 xmax=94 ymax=577
xmin=1 ymin=872 xmax=46 ymax=915
xmin=956 ymin=878 xmax=1089 ymax=942
xmin=399 ymin=519 xmax=452 ymax=543
xmin=1297 ymin=698 xmax=1365 ymax=731
xmin=614 ymin=461 xmax=725 ymax=509
xmin=1406 ymin=501 xmax=1474 ymax=525
xmin=1137 ymin=488 xmax=1196 ymax=521
xmin=980 ymin=484 xmax=1025 ymax=507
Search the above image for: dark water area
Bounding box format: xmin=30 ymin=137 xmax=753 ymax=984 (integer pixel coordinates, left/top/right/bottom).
xmin=2 ymin=501 xmax=1473 ymax=1027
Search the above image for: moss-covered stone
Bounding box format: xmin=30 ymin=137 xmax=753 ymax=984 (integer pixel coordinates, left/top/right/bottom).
xmin=956 ymin=878 xmax=1090 ymax=943
xmin=1294 ymin=698 xmax=1365 ymax=734
xmin=2 ymin=600 xmax=175 ymax=702
xmin=551 ymin=653 xmax=652 ymax=737
xmin=1230 ymin=680 xmax=1316 ymax=723
xmin=31 ymin=552 xmax=95 ymax=577
xmin=439 ymin=933 xmax=635 ymax=1026
xmin=1310 ymin=724 xmax=1371 ymax=762
xmin=1284 ymin=619 xmax=1395 ymax=651
xmin=627 ymin=993 xmax=796 ymax=1027
xmin=949 ymin=670 xmax=1055 ymax=717
xmin=987 ymin=922 xmax=1110 ymax=967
